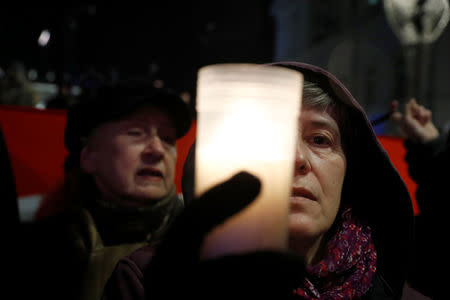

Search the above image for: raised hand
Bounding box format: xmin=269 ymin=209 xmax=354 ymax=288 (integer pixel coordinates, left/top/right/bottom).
xmin=391 ymin=98 xmax=439 ymax=143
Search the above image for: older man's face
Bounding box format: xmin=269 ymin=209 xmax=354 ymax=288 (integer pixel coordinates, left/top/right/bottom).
xmin=80 ymin=106 xmax=177 ymax=207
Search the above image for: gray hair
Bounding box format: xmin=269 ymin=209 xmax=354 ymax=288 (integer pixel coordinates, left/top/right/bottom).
xmin=303 ymin=80 xmax=334 ymax=112
xmin=302 ymin=80 xmax=351 ymax=153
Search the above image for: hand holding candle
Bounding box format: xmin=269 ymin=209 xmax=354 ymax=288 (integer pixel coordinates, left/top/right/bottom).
xmin=145 ymin=171 xmax=306 ymax=299
xmin=195 ymin=63 xmax=303 ymax=259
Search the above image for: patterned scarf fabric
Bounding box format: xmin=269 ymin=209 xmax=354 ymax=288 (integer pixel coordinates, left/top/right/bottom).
xmin=293 ymin=208 xmax=377 ymax=299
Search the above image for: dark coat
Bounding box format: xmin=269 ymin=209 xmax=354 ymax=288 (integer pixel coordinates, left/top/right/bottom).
xmin=404 ymin=134 xmax=450 ymax=299
xmin=19 ymin=190 xmax=183 ymax=300
xmin=102 ymin=244 xmax=431 ymax=300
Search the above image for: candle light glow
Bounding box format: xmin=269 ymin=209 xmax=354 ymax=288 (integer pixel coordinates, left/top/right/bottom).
xmin=195 ymin=63 xmax=303 ymax=259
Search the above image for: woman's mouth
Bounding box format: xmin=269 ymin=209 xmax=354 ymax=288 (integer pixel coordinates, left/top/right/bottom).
xmin=290 ymin=187 xmax=317 ymax=202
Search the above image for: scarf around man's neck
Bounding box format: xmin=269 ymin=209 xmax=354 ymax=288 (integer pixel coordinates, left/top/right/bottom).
xmin=88 ymin=186 xmax=182 ymax=246
xmin=293 ymin=208 xmax=377 ymax=299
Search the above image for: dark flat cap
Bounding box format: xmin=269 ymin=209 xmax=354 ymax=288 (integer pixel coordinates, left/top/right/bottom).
xmin=64 ymin=79 xmax=192 ymax=169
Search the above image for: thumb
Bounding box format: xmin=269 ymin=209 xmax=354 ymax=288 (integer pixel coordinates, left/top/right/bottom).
xmin=150 ymin=171 xmax=261 ymax=265
xmin=181 ymin=171 xmax=262 ymax=238
xmin=144 ymin=172 xmax=261 ymax=298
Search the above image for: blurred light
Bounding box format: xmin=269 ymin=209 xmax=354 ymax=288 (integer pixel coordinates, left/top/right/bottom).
xmin=62 ymin=72 xmax=72 ymax=82
xmin=180 ymin=91 xmax=191 ymax=103
xmin=45 ymin=71 xmax=56 ymax=82
xmin=35 ymin=103 xmax=46 ymax=109
xmin=368 ymin=0 xmax=378 ymax=5
xmin=71 ymin=85 xmax=82 ymax=96
xmin=38 ymin=29 xmax=51 ymax=47
xmin=149 ymin=63 xmax=159 ymax=74
xmin=28 ymin=69 xmax=38 ymax=81
xmin=153 ymin=79 xmax=164 ymax=88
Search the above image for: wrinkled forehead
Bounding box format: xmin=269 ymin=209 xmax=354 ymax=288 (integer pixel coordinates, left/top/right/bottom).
xmin=299 ymin=105 xmax=341 ymax=135
xmin=302 ymin=95 xmax=341 ymax=127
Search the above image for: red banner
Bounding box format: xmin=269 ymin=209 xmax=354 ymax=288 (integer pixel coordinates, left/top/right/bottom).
xmin=0 ymin=105 xmax=419 ymax=219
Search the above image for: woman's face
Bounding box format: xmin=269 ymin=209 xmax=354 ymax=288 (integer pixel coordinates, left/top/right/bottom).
xmin=289 ymin=106 xmax=347 ymax=252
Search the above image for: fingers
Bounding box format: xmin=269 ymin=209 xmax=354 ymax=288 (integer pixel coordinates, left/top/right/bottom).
xmin=406 ymin=98 xmax=433 ymax=125
xmin=145 ymin=172 xmax=262 ymax=298
xmin=403 ymin=98 xmax=424 ymax=122
xmin=152 ymin=171 xmax=261 ymax=264
xmin=391 ymin=99 xmax=419 ymax=138
xmin=409 ymin=99 xmax=422 ymax=119
xmin=183 ymin=171 xmax=261 ymax=237
xmin=404 ymin=98 xmax=415 ymax=117
xmin=417 ymin=105 xmax=432 ymax=125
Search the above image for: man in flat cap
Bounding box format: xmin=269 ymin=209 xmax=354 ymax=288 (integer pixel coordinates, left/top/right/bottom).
xmin=21 ymin=79 xmax=192 ymax=300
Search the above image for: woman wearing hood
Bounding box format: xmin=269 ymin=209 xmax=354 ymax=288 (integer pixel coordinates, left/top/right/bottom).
xmin=102 ymin=62 xmax=422 ymax=300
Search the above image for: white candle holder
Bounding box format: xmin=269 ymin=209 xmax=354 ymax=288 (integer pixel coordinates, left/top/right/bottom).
xmin=195 ymin=63 xmax=303 ymax=259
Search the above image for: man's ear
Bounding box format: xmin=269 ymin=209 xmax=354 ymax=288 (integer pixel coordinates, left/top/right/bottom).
xmin=80 ymin=146 xmax=96 ymax=173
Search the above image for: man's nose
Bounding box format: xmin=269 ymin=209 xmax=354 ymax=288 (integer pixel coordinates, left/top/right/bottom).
xmin=295 ymin=141 xmax=311 ymax=175
xmin=142 ymin=130 xmax=164 ymax=161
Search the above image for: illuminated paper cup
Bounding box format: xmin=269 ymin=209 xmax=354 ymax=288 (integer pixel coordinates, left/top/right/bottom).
xmin=195 ymin=63 xmax=303 ymax=260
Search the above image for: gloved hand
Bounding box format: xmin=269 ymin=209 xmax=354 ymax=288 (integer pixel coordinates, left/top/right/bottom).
xmin=144 ymin=171 xmax=305 ymax=299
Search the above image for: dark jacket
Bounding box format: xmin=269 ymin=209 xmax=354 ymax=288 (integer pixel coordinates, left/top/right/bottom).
xmin=102 ymin=62 xmax=420 ymax=300
xmin=20 ymin=188 xmax=183 ymax=300
xmin=404 ymin=133 xmax=450 ymax=299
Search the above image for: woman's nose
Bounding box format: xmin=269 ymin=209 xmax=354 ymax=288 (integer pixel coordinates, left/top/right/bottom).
xmin=295 ymin=141 xmax=311 ymax=175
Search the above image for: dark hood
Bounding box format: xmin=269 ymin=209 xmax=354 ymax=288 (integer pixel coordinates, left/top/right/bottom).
xmin=270 ymin=62 xmax=415 ymax=297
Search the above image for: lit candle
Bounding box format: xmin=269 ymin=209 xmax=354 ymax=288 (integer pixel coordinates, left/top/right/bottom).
xmin=195 ymin=63 xmax=303 ymax=260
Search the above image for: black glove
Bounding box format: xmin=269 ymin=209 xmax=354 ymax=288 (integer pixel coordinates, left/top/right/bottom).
xmin=144 ymin=171 xmax=305 ymax=299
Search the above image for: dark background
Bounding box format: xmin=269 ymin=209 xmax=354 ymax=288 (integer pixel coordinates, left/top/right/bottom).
xmin=1 ymin=1 xmax=449 ymax=134
xmin=0 ymin=2 xmax=275 ymax=99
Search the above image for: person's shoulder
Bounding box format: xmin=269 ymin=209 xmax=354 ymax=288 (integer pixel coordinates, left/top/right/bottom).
xmin=24 ymin=208 xmax=89 ymax=251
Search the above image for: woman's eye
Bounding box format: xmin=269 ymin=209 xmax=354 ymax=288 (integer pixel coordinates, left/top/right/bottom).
xmin=311 ymin=135 xmax=331 ymax=146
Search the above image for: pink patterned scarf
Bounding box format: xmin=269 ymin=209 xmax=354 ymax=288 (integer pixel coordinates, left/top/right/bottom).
xmin=293 ymin=208 xmax=377 ymax=299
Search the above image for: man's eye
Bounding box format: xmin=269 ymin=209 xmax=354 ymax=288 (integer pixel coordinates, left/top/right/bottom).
xmin=127 ymin=129 xmax=144 ymax=137
xmin=161 ymin=136 xmax=176 ymax=146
